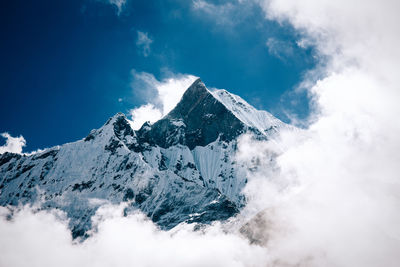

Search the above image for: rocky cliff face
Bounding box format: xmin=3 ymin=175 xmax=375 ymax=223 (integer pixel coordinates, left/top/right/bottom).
xmin=142 ymin=79 xmax=246 ymax=149
xmin=0 ymin=79 xmax=287 ymax=238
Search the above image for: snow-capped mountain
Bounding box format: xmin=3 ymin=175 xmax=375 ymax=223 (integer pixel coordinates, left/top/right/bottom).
xmin=0 ymin=79 xmax=286 ymax=238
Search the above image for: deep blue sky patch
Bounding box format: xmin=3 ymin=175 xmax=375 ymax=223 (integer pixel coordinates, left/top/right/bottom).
xmin=0 ymin=0 xmax=316 ymax=151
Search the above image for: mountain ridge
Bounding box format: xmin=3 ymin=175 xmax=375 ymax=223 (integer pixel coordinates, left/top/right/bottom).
xmin=0 ymin=79 xmax=287 ymax=238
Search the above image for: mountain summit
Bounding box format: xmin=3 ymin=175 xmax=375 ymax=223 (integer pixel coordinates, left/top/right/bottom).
xmin=138 ymin=78 xmax=286 ymax=149
xmin=139 ymin=78 xmax=245 ymax=149
xmin=0 ymin=79 xmax=287 ymax=238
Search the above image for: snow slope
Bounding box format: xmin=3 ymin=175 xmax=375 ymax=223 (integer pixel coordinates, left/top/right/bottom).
xmin=210 ymin=88 xmax=287 ymax=134
xmin=0 ymin=79 xmax=288 ymax=238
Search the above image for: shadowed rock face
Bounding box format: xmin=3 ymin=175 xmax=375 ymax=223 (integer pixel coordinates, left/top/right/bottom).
xmin=138 ymin=79 xmax=245 ymax=149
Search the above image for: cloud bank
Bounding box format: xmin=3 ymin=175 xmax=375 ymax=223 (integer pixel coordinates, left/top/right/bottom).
xmin=0 ymin=205 xmax=267 ymax=267
xmin=0 ymin=132 xmax=26 ymax=154
xmin=233 ymin=0 xmax=400 ymax=266
xmin=129 ymin=71 xmax=198 ymax=130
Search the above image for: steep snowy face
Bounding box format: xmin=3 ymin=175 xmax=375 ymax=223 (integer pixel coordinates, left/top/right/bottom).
xmin=0 ymin=114 xmax=241 ymax=237
xmin=0 ymin=79 xmax=287 ymax=238
xmin=210 ymin=88 xmax=287 ymax=134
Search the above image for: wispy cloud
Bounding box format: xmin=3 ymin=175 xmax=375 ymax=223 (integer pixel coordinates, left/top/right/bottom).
xmin=191 ymin=0 xmax=254 ymax=26
xmin=107 ymin=0 xmax=126 ymax=15
xmin=192 ymin=0 xmax=234 ymax=25
xmin=136 ymin=31 xmax=153 ymax=57
xmin=0 ymin=132 xmax=26 ymax=154
xmin=265 ymin=37 xmax=294 ymax=61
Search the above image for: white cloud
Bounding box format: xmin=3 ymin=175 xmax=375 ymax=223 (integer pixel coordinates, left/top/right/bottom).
xmin=191 ymin=0 xmax=253 ymax=26
xmin=259 ymin=0 xmax=400 ymax=76
xmin=129 ymin=71 xmax=198 ymax=130
xmin=265 ymin=37 xmax=294 ymax=61
xmin=0 ymin=132 xmax=26 ymax=154
xmin=107 ymin=0 xmax=126 ymax=15
xmin=231 ymin=0 xmax=400 ymax=266
xmin=129 ymin=104 xmax=163 ymax=130
xmin=192 ymin=0 xmax=234 ymax=22
xmin=0 ymin=204 xmax=268 ymax=267
xmin=136 ymin=31 xmax=153 ymax=57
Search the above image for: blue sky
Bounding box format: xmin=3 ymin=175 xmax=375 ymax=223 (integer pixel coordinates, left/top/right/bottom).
xmin=0 ymin=0 xmax=316 ymax=151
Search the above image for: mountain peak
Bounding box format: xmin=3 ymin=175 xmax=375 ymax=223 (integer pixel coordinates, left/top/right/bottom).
xmin=103 ymin=112 xmax=127 ymax=127
xmin=138 ymin=80 xmax=244 ymax=149
xmin=132 ymin=80 xmax=288 ymax=149
xmin=167 ymin=78 xmax=212 ymax=120
xmin=165 ymin=78 xmax=209 ymax=118
xmin=174 ymin=79 xmax=285 ymax=133
xmin=187 ymin=77 xmax=205 ymax=91
xmin=84 ymin=112 xmax=134 ymax=146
